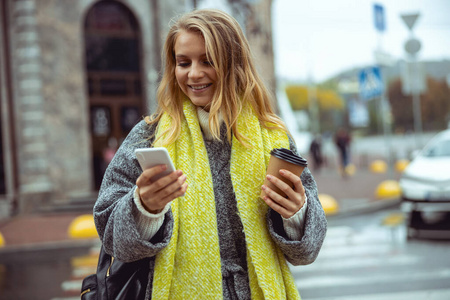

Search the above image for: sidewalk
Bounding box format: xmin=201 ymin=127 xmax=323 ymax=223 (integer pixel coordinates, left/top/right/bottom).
xmin=0 ymin=164 xmax=401 ymax=252
xmin=313 ymin=165 xmax=401 ymax=217
xmin=0 ymin=212 xmax=98 ymax=253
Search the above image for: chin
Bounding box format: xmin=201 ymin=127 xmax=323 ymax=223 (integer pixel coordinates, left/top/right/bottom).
xmin=189 ymin=98 xmax=212 ymax=109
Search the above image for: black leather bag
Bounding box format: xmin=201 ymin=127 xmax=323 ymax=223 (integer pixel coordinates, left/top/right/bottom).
xmin=81 ymin=246 xmax=150 ymax=300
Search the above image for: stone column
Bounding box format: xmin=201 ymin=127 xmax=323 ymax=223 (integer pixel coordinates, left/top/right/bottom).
xmin=10 ymin=0 xmax=52 ymax=211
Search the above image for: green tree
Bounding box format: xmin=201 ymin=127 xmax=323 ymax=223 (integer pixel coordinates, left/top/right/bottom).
xmin=285 ymin=85 xmax=344 ymax=111
xmin=285 ymin=85 xmax=309 ymax=110
xmin=285 ymin=85 xmax=345 ymax=133
xmin=388 ymin=77 xmax=450 ymax=132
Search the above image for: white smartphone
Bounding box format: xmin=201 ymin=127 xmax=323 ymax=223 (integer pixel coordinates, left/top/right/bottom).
xmin=135 ymin=147 xmax=176 ymax=181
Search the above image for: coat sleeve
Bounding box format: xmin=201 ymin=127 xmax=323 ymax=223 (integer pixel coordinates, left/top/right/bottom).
xmin=267 ymin=137 xmax=327 ymax=266
xmin=93 ymin=120 xmax=173 ymax=262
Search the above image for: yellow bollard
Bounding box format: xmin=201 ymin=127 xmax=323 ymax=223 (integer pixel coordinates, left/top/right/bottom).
xmin=345 ymin=163 xmax=356 ymax=176
xmin=0 ymin=231 xmax=5 ymax=247
xmin=370 ymin=160 xmax=387 ymax=173
xmin=68 ymin=214 xmax=98 ymax=239
xmin=395 ymin=159 xmax=409 ymax=173
xmin=318 ymin=194 xmax=339 ymax=216
xmin=382 ymin=213 xmax=405 ymax=227
xmin=375 ymin=180 xmax=401 ymax=199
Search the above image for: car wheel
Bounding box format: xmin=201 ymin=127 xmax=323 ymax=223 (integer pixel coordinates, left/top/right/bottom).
xmin=408 ymin=210 xmax=422 ymax=229
xmin=420 ymin=211 xmax=447 ymax=225
xmin=406 ymin=227 xmax=417 ymax=240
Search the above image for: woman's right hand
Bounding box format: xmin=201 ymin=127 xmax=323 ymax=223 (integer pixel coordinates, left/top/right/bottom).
xmin=136 ymin=165 xmax=188 ymax=214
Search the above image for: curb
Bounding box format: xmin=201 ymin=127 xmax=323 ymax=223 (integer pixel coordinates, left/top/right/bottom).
xmin=0 ymin=198 xmax=402 ymax=253
xmin=327 ymin=197 xmax=401 ymax=219
xmin=0 ymin=238 xmax=99 ymax=256
xmin=0 ymin=213 xmax=99 ymax=254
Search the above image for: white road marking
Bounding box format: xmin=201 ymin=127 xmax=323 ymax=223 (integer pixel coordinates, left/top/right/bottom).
xmin=61 ymin=279 xmax=83 ymax=292
xmin=295 ymin=268 xmax=450 ymax=289
xmin=72 ymin=265 xmax=96 ymax=278
xmin=305 ymin=288 xmax=450 ymax=300
xmin=291 ymin=254 xmax=419 ymax=274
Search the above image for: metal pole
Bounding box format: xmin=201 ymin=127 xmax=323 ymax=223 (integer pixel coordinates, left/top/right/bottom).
xmin=376 ymin=41 xmax=393 ymax=178
xmin=381 ymin=92 xmax=394 ymax=178
xmin=308 ymin=82 xmax=320 ymax=135
xmin=412 ymin=72 xmax=423 ymax=148
xmin=400 ymin=13 xmax=423 ymax=149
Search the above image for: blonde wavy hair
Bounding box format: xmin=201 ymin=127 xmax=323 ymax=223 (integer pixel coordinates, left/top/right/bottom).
xmin=147 ymin=9 xmax=289 ymax=146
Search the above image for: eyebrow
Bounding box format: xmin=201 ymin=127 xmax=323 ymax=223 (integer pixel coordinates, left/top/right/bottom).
xmin=175 ymin=54 xmax=208 ymax=59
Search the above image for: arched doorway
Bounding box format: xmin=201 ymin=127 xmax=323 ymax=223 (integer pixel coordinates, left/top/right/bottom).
xmin=84 ymin=1 xmax=145 ymax=189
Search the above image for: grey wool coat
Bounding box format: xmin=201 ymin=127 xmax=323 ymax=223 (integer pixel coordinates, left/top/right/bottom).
xmin=93 ymin=120 xmax=327 ymax=300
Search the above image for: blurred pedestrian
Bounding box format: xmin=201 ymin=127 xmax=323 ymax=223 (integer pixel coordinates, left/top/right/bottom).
xmin=309 ymin=135 xmax=323 ymax=172
xmin=93 ymin=9 xmax=326 ymax=299
xmin=101 ymin=137 xmax=118 ymax=171
xmin=334 ymin=127 xmax=351 ymax=177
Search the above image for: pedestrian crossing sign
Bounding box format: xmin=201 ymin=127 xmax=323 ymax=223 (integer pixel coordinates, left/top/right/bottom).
xmin=359 ymin=66 xmax=384 ymax=101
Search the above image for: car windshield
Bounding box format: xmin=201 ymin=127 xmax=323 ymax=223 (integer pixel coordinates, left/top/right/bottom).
xmin=422 ymin=139 xmax=450 ymax=157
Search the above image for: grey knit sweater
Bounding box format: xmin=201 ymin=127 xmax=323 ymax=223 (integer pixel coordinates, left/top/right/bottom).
xmin=93 ymin=119 xmax=327 ymax=300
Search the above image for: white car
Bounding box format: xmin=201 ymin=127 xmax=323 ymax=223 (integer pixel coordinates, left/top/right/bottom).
xmin=400 ymin=129 xmax=450 ymax=239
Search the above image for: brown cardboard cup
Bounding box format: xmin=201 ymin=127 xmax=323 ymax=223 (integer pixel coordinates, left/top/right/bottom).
xmin=260 ymin=154 xmax=306 ymax=199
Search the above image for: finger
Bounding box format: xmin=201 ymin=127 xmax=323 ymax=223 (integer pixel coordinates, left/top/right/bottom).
xmin=136 ymin=165 xmax=168 ymax=187
xmin=262 ymin=193 xmax=294 ymax=218
xmin=163 ymin=182 xmax=188 ymax=202
xmin=149 ymin=182 xmax=188 ymax=211
xmin=153 ymin=174 xmax=187 ymax=200
xmin=265 ymin=174 xmax=301 ymax=207
xmin=261 ymin=184 xmax=299 ymax=213
xmin=137 ymin=169 xmax=183 ymax=195
xmin=139 ymin=175 xmax=187 ymax=212
xmin=148 ymin=170 xmax=183 ymax=193
xmin=278 ymin=170 xmax=306 ymax=207
xmin=279 ymin=169 xmax=305 ymax=196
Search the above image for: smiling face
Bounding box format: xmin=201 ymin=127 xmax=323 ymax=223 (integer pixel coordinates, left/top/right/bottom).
xmin=174 ymin=30 xmax=217 ymax=111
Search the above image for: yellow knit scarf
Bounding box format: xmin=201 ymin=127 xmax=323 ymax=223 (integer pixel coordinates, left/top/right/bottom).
xmin=152 ymin=100 xmax=300 ymax=300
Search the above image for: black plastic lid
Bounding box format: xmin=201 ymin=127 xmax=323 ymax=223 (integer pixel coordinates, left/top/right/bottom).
xmin=270 ymin=148 xmax=308 ymax=167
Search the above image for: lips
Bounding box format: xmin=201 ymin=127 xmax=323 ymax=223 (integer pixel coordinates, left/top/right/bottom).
xmin=188 ymin=83 xmax=212 ymax=91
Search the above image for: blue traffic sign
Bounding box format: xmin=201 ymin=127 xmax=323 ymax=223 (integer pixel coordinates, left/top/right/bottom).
xmin=359 ymin=66 xmax=384 ymax=101
xmin=373 ymin=4 xmax=386 ymax=32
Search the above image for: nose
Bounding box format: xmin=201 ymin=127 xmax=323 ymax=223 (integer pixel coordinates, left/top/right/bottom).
xmin=188 ymin=62 xmax=204 ymax=80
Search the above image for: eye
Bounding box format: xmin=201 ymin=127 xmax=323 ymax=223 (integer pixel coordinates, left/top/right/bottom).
xmin=177 ymin=61 xmax=190 ymax=67
xmin=203 ymin=60 xmax=214 ymax=67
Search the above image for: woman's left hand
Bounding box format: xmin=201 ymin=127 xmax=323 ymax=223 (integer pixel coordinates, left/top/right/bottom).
xmin=261 ymin=169 xmax=306 ymax=219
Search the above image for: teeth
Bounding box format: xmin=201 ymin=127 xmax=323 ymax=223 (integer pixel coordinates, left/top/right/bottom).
xmin=190 ymin=84 xmax=209 ymax=90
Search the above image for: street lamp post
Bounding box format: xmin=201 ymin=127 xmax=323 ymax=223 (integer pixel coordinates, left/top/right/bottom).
xmin=400 ymin=13 xmax=426 ymax=149
xmin=373 ymin=3 xmax=394 ymax=177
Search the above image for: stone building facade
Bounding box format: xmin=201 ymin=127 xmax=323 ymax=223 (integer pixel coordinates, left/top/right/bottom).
xmin=0 ymin=0 xmax=188 ymax=217
xmin=0 ymin=0 xmax=276 ymax=218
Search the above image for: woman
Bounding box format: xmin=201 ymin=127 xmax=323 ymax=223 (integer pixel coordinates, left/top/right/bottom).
xmin=94 ymin=9 xmax=327 ymax=300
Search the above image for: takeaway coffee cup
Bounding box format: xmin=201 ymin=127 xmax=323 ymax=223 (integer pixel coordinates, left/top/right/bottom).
xmin=260 ymin=148 xmax=308 ymax=198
